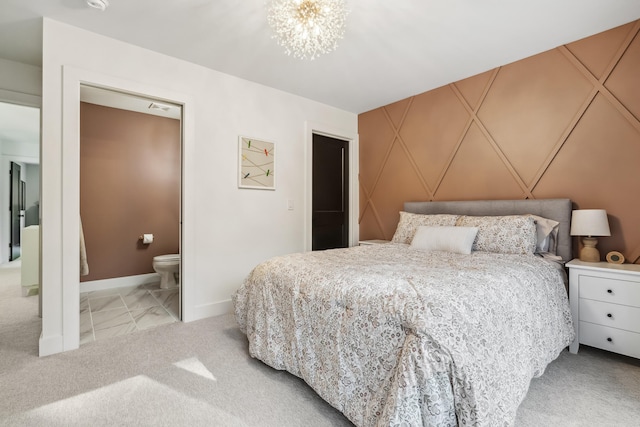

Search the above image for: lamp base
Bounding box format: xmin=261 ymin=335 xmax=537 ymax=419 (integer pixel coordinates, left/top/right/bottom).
xmin=579 ymin=236 xmax=601 ymax=262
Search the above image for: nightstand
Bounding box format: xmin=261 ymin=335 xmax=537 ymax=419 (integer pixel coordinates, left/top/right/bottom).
xmin=358 ymin=239 xmax=390 ymax=246
xmin=566 ymin=259 xmax=640 ymax=359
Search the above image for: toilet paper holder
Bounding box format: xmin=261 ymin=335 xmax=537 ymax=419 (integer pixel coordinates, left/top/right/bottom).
xmin=138 ymin=234 xmax=154 ymax=244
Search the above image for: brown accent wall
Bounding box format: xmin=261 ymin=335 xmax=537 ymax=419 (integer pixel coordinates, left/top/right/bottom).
xmin=80 ymin=102 xmax=180 ymax=281
xmin=359 ymin=20 xmax=640 ymax=264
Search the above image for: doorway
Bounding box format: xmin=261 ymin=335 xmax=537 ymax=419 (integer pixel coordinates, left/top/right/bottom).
xmin=38 ymin=66 xmax=196 ymax=356
xmin=0 ymin=101 xmax=40 ymax=265
xmin=312 ymin=133 xmax=349 ymax=251
xmin=0 ymin=99 xmax=41 ymax=356
xmin=78 ymin=85 xmax=183 ymax=344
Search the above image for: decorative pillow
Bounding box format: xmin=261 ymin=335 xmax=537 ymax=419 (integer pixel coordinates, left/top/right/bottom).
xmin=529 ymin=214 xmax=560 ymax=254
xmin=410 ymin=226 xmax=478 ymax=254
xmin=455 ymin=215 xmax=537 ymax=254
xmin=391 ymin=212 xmax=460 ymax=244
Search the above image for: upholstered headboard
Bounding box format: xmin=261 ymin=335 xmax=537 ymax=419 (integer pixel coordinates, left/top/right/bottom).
xmin=404 ymin=199 xmax=573 ymax=262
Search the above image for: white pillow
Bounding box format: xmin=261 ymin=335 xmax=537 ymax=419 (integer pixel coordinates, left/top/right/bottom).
xmin=410 ymin=226 xmax=478 ymax=255
xmin=529 ymin=215 xmax=560 ymax=254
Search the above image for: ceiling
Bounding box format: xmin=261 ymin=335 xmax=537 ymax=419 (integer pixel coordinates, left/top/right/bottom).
xmin=1 ymin=0 xmax=640 ymax=114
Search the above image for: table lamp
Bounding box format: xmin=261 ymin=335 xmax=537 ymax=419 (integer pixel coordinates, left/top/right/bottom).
xmin=570 ymin=209 xmax=611 ymax=262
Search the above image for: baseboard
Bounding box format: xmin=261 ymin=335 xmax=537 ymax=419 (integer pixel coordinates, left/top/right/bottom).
xmin=184 ymin=299 xmax=233 ymax=322
xmin=21 ymin=283 xmax=39 ymax=296
xmin=39 ymin=332 xmax=64 ymax=357
xmin=80 ymin=273 xmax=160 ymax=293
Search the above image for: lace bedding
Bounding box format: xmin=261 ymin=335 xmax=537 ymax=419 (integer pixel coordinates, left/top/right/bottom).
xmin=233 ymin=243 xmax=574 ymax=426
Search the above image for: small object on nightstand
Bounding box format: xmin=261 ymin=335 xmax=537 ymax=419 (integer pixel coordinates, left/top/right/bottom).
xmin=606 ymin=251 xmax=625 ymax=264
xmin=566 ymin=259 xmax=640 ymax=359
xmin=570 ymin=209 xmax=611 ymax=262
xmin=359 ymin=239 xmax=390 ymax=246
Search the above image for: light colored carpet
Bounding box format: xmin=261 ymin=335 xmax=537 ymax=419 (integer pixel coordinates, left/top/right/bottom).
xmin=1 ymin=261 xmax=639 ymax=426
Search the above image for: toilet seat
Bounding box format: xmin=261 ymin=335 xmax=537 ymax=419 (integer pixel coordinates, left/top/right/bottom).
xmin=153 ymin=254 xmax=180 ymax=263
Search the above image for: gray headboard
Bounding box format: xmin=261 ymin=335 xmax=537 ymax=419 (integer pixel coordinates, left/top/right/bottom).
xmin=404 ymin=199 xmax=573 ymax=262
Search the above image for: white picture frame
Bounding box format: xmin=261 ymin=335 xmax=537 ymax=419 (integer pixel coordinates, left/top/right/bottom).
xmin=238 ymin=136 xmax=276 ymax=190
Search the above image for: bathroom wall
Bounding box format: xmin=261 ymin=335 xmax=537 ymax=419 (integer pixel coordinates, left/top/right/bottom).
xmin=358 ymin=20 xmax=640 ymax=263
xmin=80 ymin=102 xmax=180 ymax=282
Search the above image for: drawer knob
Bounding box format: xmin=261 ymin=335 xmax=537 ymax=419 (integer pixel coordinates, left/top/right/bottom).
xmin=607 ymin=337 xmax=613 ymax=343
xmin=607 ymin=289 xmax=613 ymax=294
xmin=607 ymin=313 xmax=613 ymax=318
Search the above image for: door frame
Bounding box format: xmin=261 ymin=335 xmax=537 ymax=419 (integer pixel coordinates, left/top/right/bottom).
xmin=304 ymin=121 xmax=358 ymax=252
xmin=9 ymin=161 xmax=22 ymax=261
xmin=40 ymin=66 xmax=195 ymax=355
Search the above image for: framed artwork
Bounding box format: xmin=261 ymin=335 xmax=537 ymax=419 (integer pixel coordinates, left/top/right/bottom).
xmin=238 ymin=136 xmax=276 ymax=190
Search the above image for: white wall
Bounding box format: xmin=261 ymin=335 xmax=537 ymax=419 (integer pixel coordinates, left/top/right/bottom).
xmin=40 ymin=19 xmax=358 ymax=355
xmin=0 ymin=58 xmax=42 ymax=98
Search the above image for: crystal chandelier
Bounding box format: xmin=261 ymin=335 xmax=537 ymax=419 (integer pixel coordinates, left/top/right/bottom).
xmin=267 ymin=0 xmax=348 ymax=60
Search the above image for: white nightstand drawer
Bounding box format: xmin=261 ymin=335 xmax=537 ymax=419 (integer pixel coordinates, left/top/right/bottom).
xmin=579 ymin=275 xmax=640 ymax=307
xmin=579 ymin=321 xmax=640 ymax=359
xmin=579 ymin=299 xmax=640 ymax=333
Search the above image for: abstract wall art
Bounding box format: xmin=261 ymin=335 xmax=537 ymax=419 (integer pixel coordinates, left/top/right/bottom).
xmin=238 ymin=136 xmax=276 ymax=190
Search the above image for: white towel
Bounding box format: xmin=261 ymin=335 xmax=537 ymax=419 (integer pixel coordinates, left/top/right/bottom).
xmin=80 ymin=217 xmax=89 ymax=276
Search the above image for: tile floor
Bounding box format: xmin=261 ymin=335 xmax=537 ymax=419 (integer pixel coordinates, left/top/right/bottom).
xmin=80 ymin=282 xmax=179 ymax=345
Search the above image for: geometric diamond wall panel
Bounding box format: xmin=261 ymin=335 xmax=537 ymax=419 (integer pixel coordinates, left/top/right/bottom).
xmin=358 ymin=19 xmax=640 ymax=263
xmin=369 ymin=142 xmax=431 ymax=238
xmin=478 ymin=49 xmax=593 ymax=187
xmin=535 ymin=94 xmax=640 ymax=258
xmin=565 ymin=21 xmax=636 ymax=80
xmin=455 ymin=70 xmax=495 ymax=110
xmin=605 ymin=31 xmax=640 ymax=122
xmin=385 ymin=98 xmax=413 ymax=130
xmin=358 ymin=107 xmax=396 ymax=216
xmin=400 ymin=85 xmax=469 ymax=189
xmin=436 ymin=123 xmax=525 ymax=201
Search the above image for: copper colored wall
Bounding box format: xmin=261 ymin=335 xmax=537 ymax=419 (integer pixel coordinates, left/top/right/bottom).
xmin=359 ymin=20 xmax=640 ymax=264
xmin=80 ymin=102 xmax=180 ymax=281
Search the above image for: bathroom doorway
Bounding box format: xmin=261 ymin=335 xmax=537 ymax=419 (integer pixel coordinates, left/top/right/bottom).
xmin=78 ymin=85 xmax=182 ymax=345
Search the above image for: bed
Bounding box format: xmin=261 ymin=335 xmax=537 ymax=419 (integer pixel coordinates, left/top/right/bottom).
xmin=233 ymin=199 xmax=575 ymax=426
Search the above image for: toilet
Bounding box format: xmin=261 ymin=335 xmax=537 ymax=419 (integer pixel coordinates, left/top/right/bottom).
xmin=152 ymin=254 xmax=180 ymax=289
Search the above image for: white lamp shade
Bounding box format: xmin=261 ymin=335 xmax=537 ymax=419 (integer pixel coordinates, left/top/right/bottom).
xmin=570 ymin=209 xmax=611 ymax=237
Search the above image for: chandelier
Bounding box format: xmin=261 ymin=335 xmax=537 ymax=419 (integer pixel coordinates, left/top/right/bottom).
xmin=267 ymin=0 xmax=348 ymax=60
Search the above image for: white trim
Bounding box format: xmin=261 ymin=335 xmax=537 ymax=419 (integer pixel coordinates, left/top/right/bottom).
xmin=42 ymin=65 xmax=195 ymax=355
xmin=38 ymin=332 xmax=63 ymax=357
xmin=191 ymin=299 xmax=234 ymax=320
xmin=0 ymin=89 xmax=41 ymax=108
xmin=2 ymin=154 xmax=39 ymax=164
xmin=79 ymin=273 xmax=160 ymax=293
xmin=304 ymin=121 xmax=359 ymax=251
xmin=61 ymin=66 xmax=81 ymax=351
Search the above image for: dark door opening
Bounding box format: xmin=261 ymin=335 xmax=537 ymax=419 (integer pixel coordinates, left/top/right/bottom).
xmin=312 ymin=134 xmax=349 ymax=251
xmin=9 ymin=161 xmax=23 ymax=261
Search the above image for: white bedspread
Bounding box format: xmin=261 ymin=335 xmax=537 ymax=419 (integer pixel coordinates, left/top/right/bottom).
xmin=233 ymin=243 xmax=574 ymax=426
